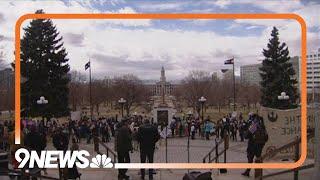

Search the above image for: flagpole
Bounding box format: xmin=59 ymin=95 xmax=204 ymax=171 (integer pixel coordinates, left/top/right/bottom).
xmin=233 ymin=57 xmax=236 ymax=111
xmin=89 ymin=59 xmax=93 ymax=121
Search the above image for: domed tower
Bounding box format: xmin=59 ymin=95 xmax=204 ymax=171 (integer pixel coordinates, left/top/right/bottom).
xmin=160 ymin=66 xmax=166 ymax=83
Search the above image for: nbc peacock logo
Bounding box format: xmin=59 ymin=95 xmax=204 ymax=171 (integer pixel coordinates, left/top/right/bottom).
xmin=90 ymin=154 xmax=113 ymax=168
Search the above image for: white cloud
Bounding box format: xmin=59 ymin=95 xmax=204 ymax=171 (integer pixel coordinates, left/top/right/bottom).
xmin=248 ymin=0 xmax=303 ymax=13
xmin=136 ymin=2 xmax=187 ymax=11
xmin=209 ymin=0 xmax=304 ymax=12
xmin=0 ymin=0 xmax=318 ymax=80
xmin=213 ymin=0 xmax=233 ymax=8
xmin=0 ymin=0 xmax=151 ymax=68
xmin=232 ymin=1 xmax=320 ymax=57
xmin=246 ymin=26 xmax=259 ymax=30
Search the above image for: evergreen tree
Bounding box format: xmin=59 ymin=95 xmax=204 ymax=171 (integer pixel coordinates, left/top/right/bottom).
xmin=260 ymin=27 xmax=298 ymax=109
xmin=21 ymin=10 xmax=70 ymax=117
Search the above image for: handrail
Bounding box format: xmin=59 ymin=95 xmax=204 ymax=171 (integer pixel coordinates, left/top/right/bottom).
xmin=99 ymin=139 xmax=117 ymax=163
xmin=210 ymin=149 xmax=227 ymax=163
xmin=202 ymin=139 xmax=224 ymax=162
xmin=255 ymin=129 xmax=315 ymax=180
xmin=202 ymin=132 xmax=229 ymax=163
xmin=262 ymin=130 xmax=315 ymax=161
xmin=261 ymin=163 xmax=314 ymax=179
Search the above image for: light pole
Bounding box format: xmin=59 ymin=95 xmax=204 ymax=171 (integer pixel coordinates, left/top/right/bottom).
xmin=36 ymin=96 xmax=48 ymax=125
xmin=223 ymin=57 xmax=236 ymax=111
xmin=313 ymin=100 xmax=320 ymax=180
xmin=118 ymin=98 xmax=126 ymax=118
xmin=198 ymin=96 xmax=207 ymax=123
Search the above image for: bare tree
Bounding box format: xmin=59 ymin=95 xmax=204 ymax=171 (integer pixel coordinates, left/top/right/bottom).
xmin=180 ymin=70 xmax=212 ymax=113
xmin=0 ymin=68 xmax=14 ymax=112
xmin=69 ymin=71 xmax=86 ymax=111
xmin=238 ymin=83 xmax=261 ymax=111
xmin=91 ymin=80 xmax=109 ymax=115
xmin=112 ymin=74 xmax=147 ymax=116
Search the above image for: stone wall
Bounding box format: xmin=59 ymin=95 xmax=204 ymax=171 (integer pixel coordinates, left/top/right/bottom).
xmin=259 ymin=106 xmax=316 ymax=159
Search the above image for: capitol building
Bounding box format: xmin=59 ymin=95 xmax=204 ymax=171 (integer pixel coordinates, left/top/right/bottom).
xmin=151 ymin=67 xmax=174 ymax=96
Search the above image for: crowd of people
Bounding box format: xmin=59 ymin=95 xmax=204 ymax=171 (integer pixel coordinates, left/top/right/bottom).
xmin=0 ymin=111 xmax=268 ymax=179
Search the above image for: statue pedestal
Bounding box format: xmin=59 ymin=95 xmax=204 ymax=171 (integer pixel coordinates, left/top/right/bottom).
xmin=152 ymin=105 xmax=176 ymax=125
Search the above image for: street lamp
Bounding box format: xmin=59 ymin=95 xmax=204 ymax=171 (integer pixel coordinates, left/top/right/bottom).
xmin=36 ymin=96 xmax=48 ymax=125
xmin=277 ymin=92 xmax=289 ymax=100
xmin=198 ymin=96 xmax=207 ymax=123
xmin=118 ymin=98 xmax=126 ymax=118
xmin=278 ymin=92 xmax=290 ymax=109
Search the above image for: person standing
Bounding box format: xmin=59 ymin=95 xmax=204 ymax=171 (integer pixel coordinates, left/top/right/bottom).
xmin=239 ymin=121 xmax=246 ymax=142
xmin=52 ymin=127 xmax=69 ymax=152
xmin=137 ymin=119 xmax=160 ymax=180
xmin=24 ymin=125 xmax=47 ymax=179
xmin=190 ymin=123 xmax=196 ymax=140
xmin=179 ymin=121 xmax=183 ymax=137
xmin=92 ymin=124 xmax=100 ymax=154
xmin=25 ymin=125 xmax=47 ymax=153
xmin=116 ymin=120 xmax=133 ymax=180
xmin=170 ymin=119 xmax=176 ymax=137
xmin=204 ymin=120 xmax=211 ymax=140
xmin=230 ymin=123 xmax=236 ymax=141
xmin=242 ymin=115 xmax=268 ymax=177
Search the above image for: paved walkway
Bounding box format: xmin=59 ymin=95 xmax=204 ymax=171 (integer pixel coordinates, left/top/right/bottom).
xmin=46 ymin=136 xmax=248 ymax=163
xmin=2 ymin=137 xmax=316 ymax=179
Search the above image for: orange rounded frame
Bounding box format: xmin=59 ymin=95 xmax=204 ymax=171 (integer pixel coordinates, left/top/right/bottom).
xmin=15 ymin=13 xmax=307 ymax=169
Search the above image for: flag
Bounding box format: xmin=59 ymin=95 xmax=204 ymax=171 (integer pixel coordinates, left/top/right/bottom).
xmin=85 ymin=61 xmax=90 ymax=70
xmin=221 ymin=69 xmax=229 ymax=73
xmin=249 ymin=122 xmax=258 ymax=134
xmin=224 ymin=58 xmax=234 ymax=65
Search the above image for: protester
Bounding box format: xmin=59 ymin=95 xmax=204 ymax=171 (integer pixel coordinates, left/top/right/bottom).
xmin=116 ymin=119 xmax=133 ymax=180
xmin=137 ymin=119 xmax=160 ymax=180
xmin=52 ymin=127 xmax=69 ymax=152
xmin=242 ymin=115 xmax=269 ymax=177
xmin=230 ymin=122 xmax=237 ymax=141
xmin=68 ymin=137 xmax=81 ymax=179
xmin=170 ymin=119 xmax=176 ymax=137
xmin=204 ymin=120 xmax=211 ymax=140
xmin=190 ymin=123 xmax=196 ymax=140
xmin=25 ymin=125 xmax=47 ymax=153
xmin=92 ymin=124 xmax=100 ymax=154
xmin=24 ymin=124 xmax=47 ymax=179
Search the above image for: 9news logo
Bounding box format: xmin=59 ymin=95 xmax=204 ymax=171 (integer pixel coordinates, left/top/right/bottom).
xmin=15 ymin=148 xmax=113 ymax=169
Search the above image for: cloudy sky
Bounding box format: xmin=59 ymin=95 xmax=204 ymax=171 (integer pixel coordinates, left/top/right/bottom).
xmin=0 ymin=0 xmax=319 ymax=80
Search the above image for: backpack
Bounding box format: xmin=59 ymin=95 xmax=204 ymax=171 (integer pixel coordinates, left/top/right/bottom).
xmin=253 ymin=126 xmax=268 ymax=144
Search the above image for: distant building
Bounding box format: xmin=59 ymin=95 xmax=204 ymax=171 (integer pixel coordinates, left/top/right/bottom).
xmin=0 ymin=68 xmax=14 ymax=111
xmin=222 ymin=69 xmax=234 ymax=80
xmin=240 ymin=56 xmax=300 ymax=88
xmin=0 ymin=68 xmax=14 ymax=90
xmin=151 ymin=67 xmax=174 ymax=96
xmin=303 ymin=48 xmax=320 ymax=93
xmin=212 ymin=72 xmax=218 ymax=81
xmin=240 ymin=56 xmax=300 ymax=87
xmin=240 ymin=63 xmax=262 ymax=86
